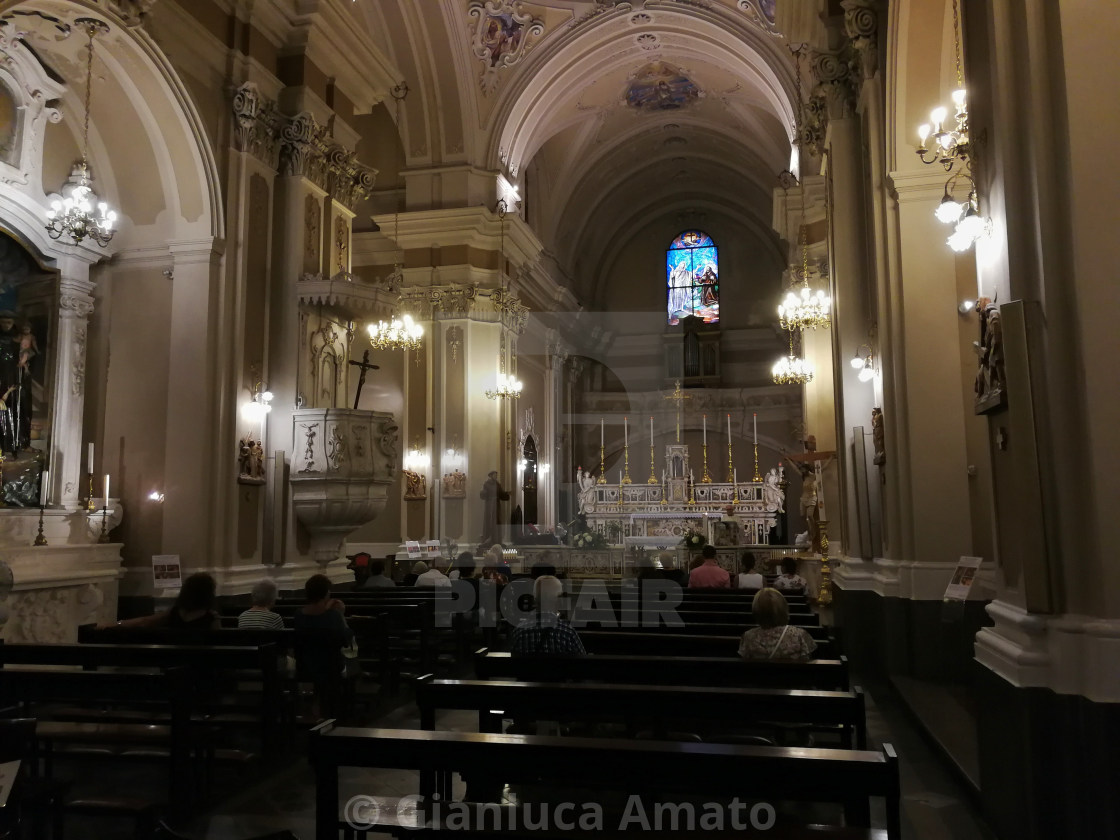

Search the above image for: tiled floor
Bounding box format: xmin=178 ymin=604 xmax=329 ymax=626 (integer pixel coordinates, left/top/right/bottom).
xmin=53 ymin=678 xmax=996 ymax=840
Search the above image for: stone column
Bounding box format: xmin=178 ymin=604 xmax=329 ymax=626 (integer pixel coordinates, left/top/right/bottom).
xmin=51 ymin=268 xmax=95 ymax=509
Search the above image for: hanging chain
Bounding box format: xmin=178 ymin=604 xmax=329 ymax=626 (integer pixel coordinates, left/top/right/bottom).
xmin=390 ymin=83 xmax=409 ymax=247
xmin=952 ymin=0 xmax=963 ymax=89
xmin=790 ymin=45 xmax=810 ymax=288
xmin=81 ymin=23 xmax=95 ymax=166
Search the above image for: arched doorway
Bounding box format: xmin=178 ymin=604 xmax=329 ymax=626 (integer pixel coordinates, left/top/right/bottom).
xmin=522 ymin=434 xmax=538 ymax=526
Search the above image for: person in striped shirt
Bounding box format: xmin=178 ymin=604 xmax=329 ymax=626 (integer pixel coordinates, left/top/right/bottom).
xmin=237 ymin=579 xmax=285 ymax=630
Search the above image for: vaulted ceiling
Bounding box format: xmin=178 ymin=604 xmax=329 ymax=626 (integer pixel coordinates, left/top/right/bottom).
xmin=354 ymin=0 xmax=797 ymax=301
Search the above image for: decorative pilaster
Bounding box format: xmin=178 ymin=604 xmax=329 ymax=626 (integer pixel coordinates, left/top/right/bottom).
xmin=841 ymin=0 xmax=879 ymax=80
xmin=53 ymin=277 xmax=95 ymax=509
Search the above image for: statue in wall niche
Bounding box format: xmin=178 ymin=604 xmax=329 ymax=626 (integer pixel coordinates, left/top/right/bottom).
xmin=871 ymin=407 xmax=885 ymax=465
xmin=237 ymin=435 xmax=265 ymax=485
xmin=403 ymin=469 xmax=427 ymax=501
xmin=576 ymin=466 xmax=597 ymax=514
xmin=442 ymin=469 xmax=467 ymax=499
xmin=974 ymin=297 xmax=1007 ymax=412
xmin=763 ymin=468 xmax=784 ymax=512
xmin=478 ymin=470 xmax=510 ymax=550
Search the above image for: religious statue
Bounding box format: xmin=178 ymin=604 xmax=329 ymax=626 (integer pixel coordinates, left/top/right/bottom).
xmin=237 ymin=435 xmax=265 ymax=485
xmin=762 ymin=467 xmax=784 ymax=512
xmin=442 ymin=469 xmax=467 ymax=498
xmin=974 ymin=298 xmax=1006 ymax=411
xmin=0 ymin=312 xmax=31 ymax=455
xmin=403 ymin=469 xmax=427 ymax=501
xmin=478 ymin=470 xmax=510 ymax=549
xmin=871 ymin=407 xmax=885 ymax=465
xmin=576 ymin=466 xmax=597 ymax=514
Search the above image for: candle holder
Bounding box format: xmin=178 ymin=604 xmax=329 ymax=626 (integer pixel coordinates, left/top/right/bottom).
xmin=621 ymin=444 xmax=632 ymax=485
xmin=33 ymin=505 xmax=47 ymax=546
xmin=597 ymin=445 xmax=606 ymax=484
xmin=687 ymin=476 xmax=695 ymax=506
xmin=732 ymin=480 xmax=740 ymax=505
xmin=660 ymin=478 xmax=668 ymax=506
xmin=726 ymin=442 xmax=734 ymax=484
xmin=817 ymin=520 xmax=832 ymax=606
xmin=752 ymin=443 xmax=762 ymax=483
xmin=647 ymin=444 xmax=657 ymax=484
xmin=87 ymin=473 xmax=96 ymax=511
xmin=97 ymin=505 xmax=110 ymax=543
xmin=700 ymin=444 xmax=712 ymax=483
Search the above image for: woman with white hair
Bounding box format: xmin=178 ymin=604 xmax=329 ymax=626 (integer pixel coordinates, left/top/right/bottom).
xmin=237 ymin=579 xmax=285 ymax=629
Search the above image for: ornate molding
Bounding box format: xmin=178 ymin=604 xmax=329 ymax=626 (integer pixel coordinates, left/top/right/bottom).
xmin=736 ymin=0 xmax=779 ymax=34
xmin=95 ymin=0 xmax=157 ymax=27
xmin=841 ymin=0 xmax=878 ymax=80
xmin=468 ymin=1 xmax=545 ymax=96
xmin=230 ymin=82 xmax=281 ymax=167
xmin=72 ymin=323 xmax=87 ymax=398
xmin=59 ymin=295 xmax=94 ymax=319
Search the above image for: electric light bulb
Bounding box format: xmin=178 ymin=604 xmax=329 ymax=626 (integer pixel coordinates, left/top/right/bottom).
xmin=918 ymin=124 xmax=931 ymax=143
xmin=947 ymin=227 xmax=973 ymax=252
xmin=951 ymin=89 xmax=967 ymax=108
xmin=931 ymin=107 xmax=948 ymax=127
xmin=935 ymin=199 xmax=964 ymax=224
xmin=957 ymin=212 xmax=987 ymax=240
xmin=858 ymin=367 xmax=875 ymax=383
xmin=851 ymin=355 xmax=865 ymax=370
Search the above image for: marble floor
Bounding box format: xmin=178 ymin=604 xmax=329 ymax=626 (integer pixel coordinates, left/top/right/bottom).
xmin=49 ymin=675 xmax=996 ymax=840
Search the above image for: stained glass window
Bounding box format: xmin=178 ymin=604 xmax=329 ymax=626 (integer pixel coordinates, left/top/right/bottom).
xmin=667 ymin=230 xmax=719 ymax=325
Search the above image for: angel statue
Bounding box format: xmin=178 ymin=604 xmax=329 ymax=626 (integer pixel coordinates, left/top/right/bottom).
xmin=762 ymin=468 xmax=784 ymax=512
xmin=576 ymin=466 xmax=597 ymax=515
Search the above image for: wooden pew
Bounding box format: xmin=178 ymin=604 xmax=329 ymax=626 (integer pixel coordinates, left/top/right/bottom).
xmin=0 ymin=641 xmax=284 ymax=755
xmin=474 ymin=650 xmax=850 ymax=691
xmin=309 ymin=723 xmax=901 ymax=839
xmin=416 ymin=676 xmax=868 ymax=749
xmin=577 ymin=630 xmax=835 ymax=659
xmin=571 ymin=623 xmax=832 ymax=642
xmin=570 ymin=610 xmax=821 ymax=629
xmin=0 ymin=666 xmax=195 ymax=817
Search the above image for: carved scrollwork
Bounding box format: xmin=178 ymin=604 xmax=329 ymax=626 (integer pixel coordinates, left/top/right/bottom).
xmin=72 ymin=323 xmax=87 ymax=397
xmin=299 ymin=422 xmax=319 ymax=473
xmin=326 ymin=425 xmax=347 ymax=472
xmin=377 ymin=421 xmax=399 ymax=476
xmin=59 ymin=295 xmax=94 ymax=318
xmin=841 ymin=0 xmax=878 ymax=80
xmin=468 ymin=1 xmax=545 ymax=95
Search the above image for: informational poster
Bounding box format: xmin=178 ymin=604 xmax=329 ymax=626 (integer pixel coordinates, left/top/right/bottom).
xmin=424 ymin=540 xmax=442 ymax=559
xmin=944 ymin=556 xmax=982 ymax=602
xmin=0 ymin=759 xmax=20 ymax=807
xmin=152 ymin=555 xmax=182 ymax=589
xmin=404 ymin=541 xmax=422 ymax=559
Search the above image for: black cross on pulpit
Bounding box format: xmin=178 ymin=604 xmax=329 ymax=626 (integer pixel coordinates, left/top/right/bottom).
xmin=348 ymin=350 xmax=380 ymax=409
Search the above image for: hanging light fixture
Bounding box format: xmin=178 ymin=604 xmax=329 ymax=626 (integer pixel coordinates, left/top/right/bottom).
xmin=778 ymin=45 xmax=831 ymax=332
xmin=850 ymin=344 xmax=876 ymax=382
xmin=486 ymin=371 xmax=523 ymax=400
xmin=772 ymin=330 xmax=814 ymax=386
xmin=915 ymin=0 xmax=969 ymax=172
xmin=45 ymin=19 xmax=117 ymax=247
xmin=367 ymin=313 xmax=423 ymax=351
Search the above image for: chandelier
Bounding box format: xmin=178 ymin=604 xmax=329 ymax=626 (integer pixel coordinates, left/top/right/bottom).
xmin=772 ymin=331 xmax=814 ymax=386
xmin=916 ymin=0 xmax=969 ymax=172
xmin=45 ymin=19 xmax=117 ymax=248
xmin=367 ymin=313 xmax=423 ymax=351
xmin=486 ymin=371 xmax=523 ymax=401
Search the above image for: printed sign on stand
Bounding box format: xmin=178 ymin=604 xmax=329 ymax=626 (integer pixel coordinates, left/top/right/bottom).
xmin=405 ymin=541 xmax=422 ymax=559
xmin=152 ymin=555 xmax=182 ymax=589
xmin=944 ymin=556 xmax=982 ymax=602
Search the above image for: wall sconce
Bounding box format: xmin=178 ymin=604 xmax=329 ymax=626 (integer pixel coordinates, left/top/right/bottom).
xmin=958 ymin=299 xmax=976 ymax=315
xmin=403 ymin=438 xmax=429 ymax=501
xmin=850 ymin=344 xmax=876 ymax=383
xmin=241 ymin=382 xmax=273 ymax=424
xmin=147 ymin=490 xmax=165 ymax=503
xmin=538 ymin=463 xmax=550 ymax=477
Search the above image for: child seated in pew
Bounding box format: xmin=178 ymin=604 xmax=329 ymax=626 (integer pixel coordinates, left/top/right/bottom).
xmin=738 ymin=588 xmax=817 ymax=661
xmin=101 ymin=572 xmax=220 ymax=630
xmin=774 ymin=557 xmax=808 ymax=592
xmin=736 ymin=552 xmax=765 ymax=589
xmin=237 ymin=579 xmax=285 ymax=630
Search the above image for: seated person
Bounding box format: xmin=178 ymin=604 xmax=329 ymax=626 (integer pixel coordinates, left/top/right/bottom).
xmin=687 ymin=545 xmax=730 ymax=588
xmin=736 ymin=552 xmax=765 ymax=589
xmin=658 ymin=551 xmax=686 ymax=586
xmin=774 ymin=557 xmax=808 ymax=591
xmin=346 ymin=551 xmax=372 ymax=587
xmin=510 ymin=576 xmax=585 ymax=656
xmin=107 ymin=572 xmax=221 ymax=630
xmin=416 ymin=562 xmax=451 ymax=587
xmin=738 ymin=588 xmax=817 ymax=661
xmin=238 ymin=579 xmax=285 ymax=629
xmin=402 ymin=560 xmax=427 ymax=586
xmin=449 ymin=552 xmax=477 ymax=580
xmin=362 ymin=557 xmax=397 ymax=588
xmin=292 ymin=574 xmax=353 ymax=717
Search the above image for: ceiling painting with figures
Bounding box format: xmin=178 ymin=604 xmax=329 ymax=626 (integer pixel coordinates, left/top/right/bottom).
xmin=666 ymin=230 xmax=719 ymax=325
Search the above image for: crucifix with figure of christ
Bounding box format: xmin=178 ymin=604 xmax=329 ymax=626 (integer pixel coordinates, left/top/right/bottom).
xmin=348 ymin=350 xmax=379 ymax=409
xmin=662 ymin=379 xmax=692 ymax=442
xmin=781 ymin=435 xmax=837 ymax=554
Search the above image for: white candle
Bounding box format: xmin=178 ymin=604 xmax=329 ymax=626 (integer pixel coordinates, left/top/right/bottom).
xmin=600 ymin=418 xmax=604 ymax=449
xmin=87 ymin=443 xmax=94 ymax=474
xmin=40 ymin=469 xmax=49 ymax=507
xmin=624 ymin=416 xmax=628 ymax=448
xmin=103 ymin=474 xmax=110 ymax=509
xmin=727 ymin=413 xmax=731 ymax=441
xmin=753 ymin=412 xmax=758 ymax=446
xmin=650 ymin=415 xmax=653 ymax=443
xmin=703 ymin=415 xmax=707 ymax=445
xmin=734 ymin=468 xmax=737 ymax=486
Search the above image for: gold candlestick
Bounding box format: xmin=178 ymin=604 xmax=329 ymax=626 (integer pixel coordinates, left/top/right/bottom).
xmin=597 ymin=445 xmax=606 ymax=484
xmin=621 ymin=444 xmax=631 ymax=485
xmin=753 ymin=443 xmax=762 ymax=482
xmin=34 ymin=505 xmax=47 ymax=546
xmin=87 ymin=473 xmax=96 ymax=511
xmin=687 ymin=475 xmax=695 ymax=506
xmin=817 ymin=520 xmax=832 ymax=606
xmin=660 ymin=476 xmax=668 ymax=506
xmin=647 ymin=444 xmax=657 ymax=484
xmin=726 ymin=442 xmax=734 ymax=484
xmin=98 ymin=506 xmax=110 ymax=544
xmin=700 ymin=444 xmax=712 ymax=483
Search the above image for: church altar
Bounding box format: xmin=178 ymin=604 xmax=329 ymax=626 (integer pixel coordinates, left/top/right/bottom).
xmin=577 ymin=439 xmax=785 ymax=547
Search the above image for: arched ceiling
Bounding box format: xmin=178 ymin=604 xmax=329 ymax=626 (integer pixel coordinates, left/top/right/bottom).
xmin=354 ymin=0 xmax=797 ymax=302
